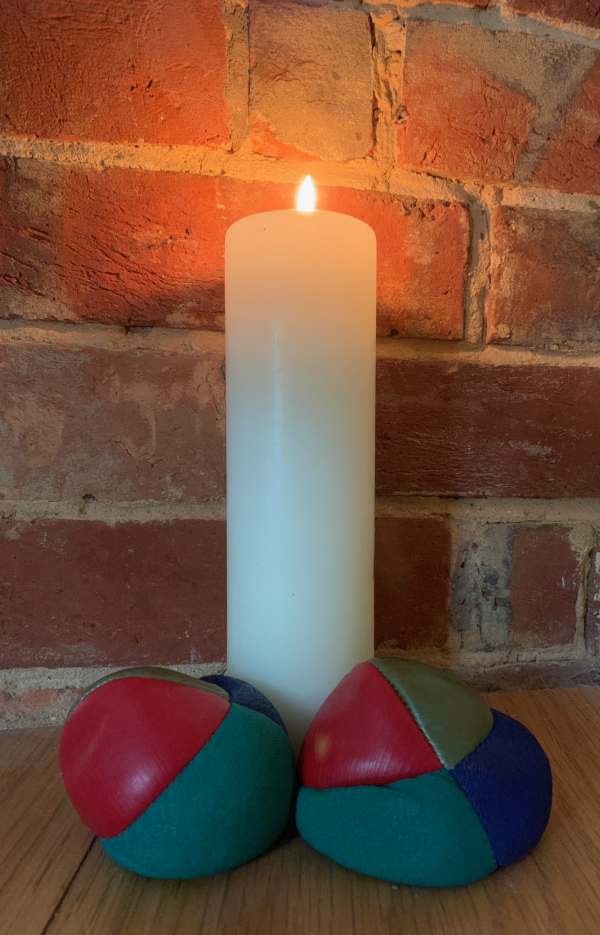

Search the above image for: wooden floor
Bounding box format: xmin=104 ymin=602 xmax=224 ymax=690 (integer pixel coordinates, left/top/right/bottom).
xmin=2 ymin=688 xmax=600 ymax=935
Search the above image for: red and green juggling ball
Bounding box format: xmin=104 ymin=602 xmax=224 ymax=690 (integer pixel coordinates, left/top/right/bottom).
xmin=60 ymin=667 xmax=295 ymax=879
xmin=296 ymin=658 xmax=552 ymax=887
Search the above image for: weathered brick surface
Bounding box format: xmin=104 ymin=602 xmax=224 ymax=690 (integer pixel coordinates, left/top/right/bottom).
xmin=487 ymin=206 xmax=600 ymax=347
xmin=0 ymin=341 xmax=225 ymax=502
xmin=0 ymin=518 xmax=226 ymax=667
xmin=506 ymin=0 xmax=600 ymax=32
xmin=1 ymin=686 xmax=69 ymax=727
xmin=511 ymin=526 xmax=580 ymax=647
xmin=6 ymin=347 xmax=600 ymax=503
xmin=535 ymin=59 xmax=600 ymax=195
xmin=325 ymin=189 xmax=468 ymax=339
xmin=586 ymin=548 xmax=600 ymax=653
xmin=375 ymin=516 xmax=450 ymax=650
xmin=396 ymin=21 xmax=591 ymax=185
xmin=0 ymin=158 xmax=233 ymax=331
xmin=0 ymin=0 xmax=228 ymax=146
xmin=377 ymin=358 xmax=600 ymax=497
xmin=0 ymin=513 xmax=454 ymax=668
xmin=249 ymin=1 xmax=373 ymax=160
xmin=452 ymin=522 xmax=581 ymax=650
xmin=0 ymin=159 xmax=469 ymax=339
xmin=0 ymin=0 xmax=598 ymax=689
xmin=451 ymin=525 xmax=513 ymax=651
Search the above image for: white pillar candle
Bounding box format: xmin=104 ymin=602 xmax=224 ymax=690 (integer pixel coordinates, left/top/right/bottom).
xmin=225 ymin=177 xmax=376 ymax=748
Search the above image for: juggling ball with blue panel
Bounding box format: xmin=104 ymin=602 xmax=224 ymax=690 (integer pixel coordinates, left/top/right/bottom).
xmin=60 ymin=667 xmax=295 ymax=879
xmin=296 ymin=658 xmax=552 ymax=887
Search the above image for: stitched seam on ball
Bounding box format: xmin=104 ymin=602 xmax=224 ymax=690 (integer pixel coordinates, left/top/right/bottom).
xmin=101 ymin=701 xmax=232 ymax=840
xmin=446 ymin=769 xmax=499 ymax=870
xmin=367 ymin=661 xmax=443 ymax=768
xmin=202 ymin=676 xmax=288 ymax=737
xmin=447 ymin=708 xmax=506 ymax=869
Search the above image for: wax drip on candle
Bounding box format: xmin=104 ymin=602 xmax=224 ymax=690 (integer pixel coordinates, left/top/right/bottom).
xmin=296 ymin=175 xmax=317 ymax=213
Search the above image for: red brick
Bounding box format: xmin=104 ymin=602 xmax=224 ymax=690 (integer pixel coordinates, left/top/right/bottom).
xmin=0 ymin=159 xmax=469 ymax=339
xmin=396 ymin=21 xmax=587 ymax=185
xmin=0 ymin=0 xmax=228 ymax=146
xmin=249 ymin=0 xmax=374 ymax=159
xmin=535 ymin=59 xmax=600 ymax=195
xmin=0 ymin=518 xmax=226 ymax=667
xmin=506 ymin=0 xmax=600 ymax=32
xmin=0 ymin=158 xmax=234 ymax=331
xmin=249 ymin=1 xmax=373 ymax=161
xmin=326 ymin=190 xmax=468 ymax=339
xmin=6 ymin=344 xmax=600 ymax=503
xmin=397 ymin=22 xmax=534 ymax=183
xmin=0 ymin=341 xmax=225 ymax=502
xmin=487 ymin=206 xmax=600 ymax=347
xmin=375 ymin=516 xmax=450 ymax=650
xmin=511 ymin=526 xmax=580 ymax=647
xmin=377 ymin=357 xmax=600 ymax=497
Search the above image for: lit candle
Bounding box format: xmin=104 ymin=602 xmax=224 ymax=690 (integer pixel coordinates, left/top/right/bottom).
xmin=225 ymin=177 xmax=376 ymax=748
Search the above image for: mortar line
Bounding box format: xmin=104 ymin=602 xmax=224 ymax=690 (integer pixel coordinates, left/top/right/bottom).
xmin=388 ymin=1 xmax=600 ymax=47
xmin=1 ymin=135 xmax=598 ymax=214
xmin=235 ymin=0 xmax=600 ymax=47
xmin=375 ymin=337 xmax=600 ymax=365
xmin=223 ymin=8 xmax=246 ymax=153
xmin=377 ymin=496 xmax=600 ymax=524
xmin=3 ymin=318 xmax=600 ymax=364
xmin=0 ymin=499 xmax=227 ymax=524
xmin=2 ymin=496 xmax=600 ymax=526
xmin=463 ymin=194 xmax=490 ymax=345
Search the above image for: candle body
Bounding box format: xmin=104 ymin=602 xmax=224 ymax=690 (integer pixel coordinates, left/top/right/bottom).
xmin=225 ymin=209 xmax=376 ymax=747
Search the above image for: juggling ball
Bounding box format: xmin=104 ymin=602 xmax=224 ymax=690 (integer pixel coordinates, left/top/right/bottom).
xmin=60 ymin=667 xmax=295 ymax=879
xmin=296 ymin=658 xmax=552 ymax=887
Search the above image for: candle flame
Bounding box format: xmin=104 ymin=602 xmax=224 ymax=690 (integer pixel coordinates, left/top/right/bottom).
xmin=296 ymin=175 xmax=317 ymax=213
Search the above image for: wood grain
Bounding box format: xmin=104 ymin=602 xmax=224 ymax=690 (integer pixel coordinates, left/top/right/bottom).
xmin=3 ymin=689 xmax=600 ymax=934
xmin=0 ymin=728 xmax=93 ymax=935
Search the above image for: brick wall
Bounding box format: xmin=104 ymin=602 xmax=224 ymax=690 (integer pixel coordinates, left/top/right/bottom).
xmin=0 ymin=0 xmax=599 ymax=726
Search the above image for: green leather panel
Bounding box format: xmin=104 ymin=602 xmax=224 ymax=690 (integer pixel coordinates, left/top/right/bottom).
xmin=101 ymin=702 xmax=295 ymax=878
xmin=372 ymin=658 xmax=493 ymax=768
xmin=296 ymin=769 xmax=497 ymax=887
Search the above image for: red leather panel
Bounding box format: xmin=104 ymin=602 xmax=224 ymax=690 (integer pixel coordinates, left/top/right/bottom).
xmin=60 ymin=676 xmax=230 ymax=837
xmin=300 ymin=661 xmax=441 ymax=788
